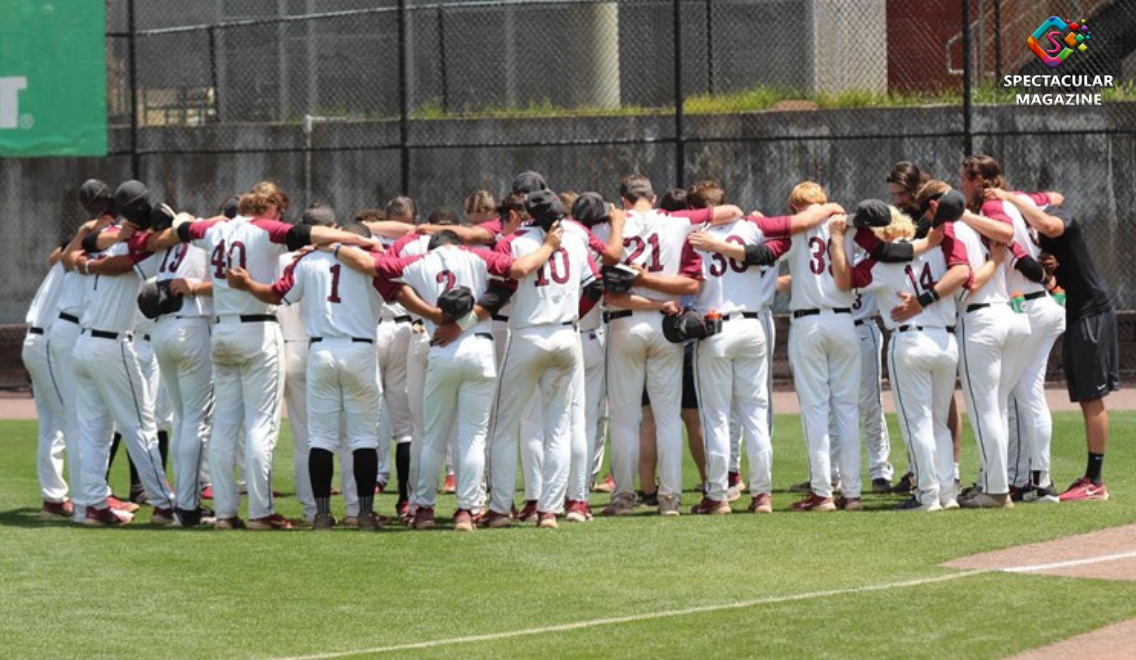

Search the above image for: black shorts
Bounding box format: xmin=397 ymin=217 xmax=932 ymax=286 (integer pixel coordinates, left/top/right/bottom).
xmin=640 ymin=343 xmax=699 ymax=410
xmin=1063 ymin=309 xmax=1120 ymax=402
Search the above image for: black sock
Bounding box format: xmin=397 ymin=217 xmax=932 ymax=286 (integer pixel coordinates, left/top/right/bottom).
xmin=309 ymin=448 xmax=335 ymax=514
xmin=127 ymin=455 xmax=141 ymax=493
xmin=1087 ymin=453 xmax=1104 ymax=484
xmin=396 ymin=443 xmax=410 ymax=502
xmin=354 ymin=448 xmax=379 ymax=503
xmin=107 ymin=432 xmax=123 ymax=480
xmin=158 ymin=430 xmax=170 ymax=470
xmin=1031 ymin=470 xmax=1041 ymax=488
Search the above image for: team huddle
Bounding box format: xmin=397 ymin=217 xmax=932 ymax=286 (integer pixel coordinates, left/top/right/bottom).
xmin=23 ymin=155 xmax=1120 ymax=531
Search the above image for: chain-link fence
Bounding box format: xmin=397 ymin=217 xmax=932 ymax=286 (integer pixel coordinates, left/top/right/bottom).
xmin=5 ymin=1 xmax=1136 ymax=332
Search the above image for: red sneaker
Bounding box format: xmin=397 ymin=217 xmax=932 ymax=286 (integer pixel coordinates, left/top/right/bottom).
xmin=475 ymin=508 xmax=513 ymax=529
xmin=453 ymin=509 xmax=475 ymax=532
xmin=39 ymin=499 xmax=73 ymax=519
xmin=728 ymin=471 xmax=742 ymax=489
xmin=106 ymin=495 xmax=140 ymax=514
xmin=1058 ymin=477 xmax=1109 ymax=502
xmin=413 ymin=506 xmax=436 ymax=530
xmin=690 ymin=497 xmax=731 ymax=515
xmin=395 ymin=500 xmax=411 ymax=523
xmin=564 ymin=500 xmax=591 ymax=522
xmin=515 ymin=499 xmax=539 ymax=523
xmin=537 ymin=511 xmax=558 ymax=529
xmin=790 ymin=493 xmax=836 ymax=512
xmin=593 ymin=474 xmax=615 ymax=493
xmin=441 ymin=474 xmax=456 ymax=494
xmin=200 ymin=484 xmax=214 ymax=500
xmin=151 ymin=507 xmax=177 ymax=527
xmin=84 ymin=506 xmax=132 ymax=527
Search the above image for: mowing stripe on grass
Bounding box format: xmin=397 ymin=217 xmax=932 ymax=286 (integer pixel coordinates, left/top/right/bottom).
xmin=272 ymin=571 xmax=985 ymax=660
xmin=1002 ymin=549 xmax=1136 ymax=573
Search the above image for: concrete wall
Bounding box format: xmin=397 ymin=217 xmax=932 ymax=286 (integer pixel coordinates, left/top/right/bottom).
xmin=1 ymin=102 xmax=1133 ymax=324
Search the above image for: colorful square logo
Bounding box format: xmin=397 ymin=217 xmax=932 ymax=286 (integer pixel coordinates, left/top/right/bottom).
xmin=1028 ymin=16 xmax=1091 ymax=68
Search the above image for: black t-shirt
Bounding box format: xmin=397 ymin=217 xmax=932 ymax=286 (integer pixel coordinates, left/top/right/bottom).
xmin=1037 ymin=206 xmax=1113 ymax=320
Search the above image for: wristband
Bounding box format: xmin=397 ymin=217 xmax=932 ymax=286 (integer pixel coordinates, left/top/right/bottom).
xmin=916 ymin=289 xmax=938 ymax=309
xmin=333 ymin=245 xmax=342 ymax=260
xmin=455 ymin=310 xmax=479 ymax=332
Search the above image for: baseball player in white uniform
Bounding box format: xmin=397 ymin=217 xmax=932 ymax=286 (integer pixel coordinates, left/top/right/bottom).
xmin=481 ymin=192 xmax=601 ymax=528
xmin=156 ymin=181 xmax=375 ymax=530
xmin=23 ymin=248 xmax=69 ymax=517
xmin=834 ymin=202 xmax=969 ymax=511
xmin=844 ymin=271 xmax=895 ymax=493
xmin=687 ymin=207 xmax=792 ymax=515
xmin=228 ymin=222 xmax=387 ymax=530
xmin=362 ymin=229 xmax=553 ymax=531
xmin=982 ymin=187 xmax=1066 ymax=502
xmin=70 ymin=217 xmax=176 ymax=526
xmin=591 ymin=174 xmax=743 ymax=517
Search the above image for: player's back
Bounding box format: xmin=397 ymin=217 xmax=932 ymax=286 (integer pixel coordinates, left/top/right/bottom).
xmin=26 ymin=262 xmax=66 ymax=329
xmin=80 ymin=241 xmax=143 ymax=333
xmin=952 ymin=221 xmax=1008 ymax=305
xmin=786 ymin=221 xmax=856 ymax=311
xmin=398 ymin=246 xmax=501 ymax=334
xmin=154 ymin=242 xmax=214 ymax=316
xmin=201 ymin=217 xmax=285 ymax=316
xmin=693 ymin=219 xmax=768 ymax=314
xmin=501 ymin=226 xmax=596 ymax=328
xmin=1003 ymin=194 xmax=1046 ymax=296
xmin=864 ymin=246 xmax=956 ymax=329
xmin=287 ymin=250 xmax=382 ymax=340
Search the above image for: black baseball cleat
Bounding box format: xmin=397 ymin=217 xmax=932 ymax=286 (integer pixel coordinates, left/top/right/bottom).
xmin=871 ymin=478 xmax=892 ymax=494
xmin=891 ymin=473 xmax=915 ymax=495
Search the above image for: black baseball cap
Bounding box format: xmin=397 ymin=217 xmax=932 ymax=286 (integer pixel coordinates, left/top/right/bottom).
xmin=571 ymin=192 xmax=609 ymax=227
xmin=853 ymin=199 xmax=891 ymax=228
xmin=930 ymin=189 xmax=966 ymax=227
xmin=512 ymin=171 xmax=548 ymax=195
xmin=524 ymin=190 xmax=567 ymax=228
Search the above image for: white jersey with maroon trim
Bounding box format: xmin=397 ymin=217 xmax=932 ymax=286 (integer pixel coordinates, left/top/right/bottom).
xmin=497 ymin=225 xmax=599 ymax=329
xmin=79 ymin=241 xmax=144 ymax=333
xmin=591 ymin=208 xmax=709 ymax=303
xmin=383 ymin=233 xmax=433 ymax=320
xmin=187 ymin=216 xmax=290 ymax=317
xmin=952 ymin=220 xmax=1007 ymax=306
xmin=379 ymin=245 xmax=512 ymax=335
xmin=785 ymin=221 xmax=857 ymax=311
xmin=276 ymin=253 xmax=307 ymax=342
xmin=56 ymin=270 xmax=87 ymax=318
xmin=1002 ymin=194 xmax=1046 ymax=296
xmin=273 ymin=249 xmax=383 ymax=340
xmin=691 ymin=219 xmax=779 ymax=315
xmin=25 ymin=262 xmax=66 ymax=329
xmin=850 ymin=249 xmax=879 ymax=321
xmin=151 ymin=242 xmax=213 ymax=317
xmin=855 ymin=245 xmax=957 ymax=330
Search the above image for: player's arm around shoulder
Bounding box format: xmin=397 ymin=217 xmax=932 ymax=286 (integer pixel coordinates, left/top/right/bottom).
xmin=827 ymin=215 xmax=854 ymax=291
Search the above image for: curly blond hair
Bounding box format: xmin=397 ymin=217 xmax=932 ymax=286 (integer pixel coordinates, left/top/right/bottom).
xmin=871 ymin=205 xmax=917 ymax=242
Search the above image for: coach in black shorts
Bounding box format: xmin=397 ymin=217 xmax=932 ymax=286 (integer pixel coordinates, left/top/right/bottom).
xmin=1007 ymin=198 xmax=1120 ymax=502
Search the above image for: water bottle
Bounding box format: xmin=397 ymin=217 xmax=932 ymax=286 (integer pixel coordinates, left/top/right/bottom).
xmin=1052 ymin=287 xmax=1066 ymax=307
xmin=1010 ymin=291 xmax=1025 ymax=314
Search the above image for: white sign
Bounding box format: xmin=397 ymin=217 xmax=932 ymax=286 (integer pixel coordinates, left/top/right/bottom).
xmin=0 ymin=77 xmax=28 ymax=129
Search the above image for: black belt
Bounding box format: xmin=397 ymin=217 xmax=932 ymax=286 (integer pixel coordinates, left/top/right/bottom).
xmin=474 ymin=333 xmax=494 ymax=340
xmin=605 ymin=310 xmax=632 ymax=322
xmin=965 ymin=303 xmax=1001 ymax=313
xmin=895 ymin=324 xmax=956 ymax=334
xmin=28 ymin=327 xmax=44 ymax=335
xmin=388 ymin=315 xmax=412 ymax=324
xmin=854 ymin=319 xmax=864 ymax=327
xmin=215 ymin=314 xmax=278 ymax=324
xmin=58 ymin=313 xmax=79 ymax=324
xmin=792 ymin=307 xmax=851 ymax=319
xmin=86 ymin=329 xmax=128 ymax=341
xmin=1023 ymin=291 xmax=1047 ymax=301
xmin=492 ymin=314 xmax=509 ymax=322
xmin=310 ymin=336 xmax=373 ymax=344
xmin=722 ymin=312 xmax=760 ymax=321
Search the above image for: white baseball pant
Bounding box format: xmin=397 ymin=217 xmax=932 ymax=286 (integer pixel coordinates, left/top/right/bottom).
xmin=488 ymin=325 xmax=581 ymax=514
xmin=788 ymin=311 xmax=861 ymax=499
xmin=729 ymin=309 xmax=775 ymax=474
xmin=887 ymin=327 xmax=958 ymax=506
xmin=405 ymin=327 xmax=430 ymax=507
xmin=581 ymin=328 xmax=608 ymax=482
xmin=208 ymin=319 xmax=285 ymax=520
xmin=22 ymin=331 xmax=67 ymax=503
xmin=307 ymin=339 xmax=382 ymax=452
xmin=696 ymin=315 xmax=772 ymax=501
xmin=956 ymin=304 xmax=1031 ymax=495
xmin=152 ymin=316 xmax=213 ymax=512
xmin=136 ymin=337 xmax=175 ymax=432
xmin=606 ymin=312 xmax=684 ymax=498
xmin=1008 ymin=294 xmax=1066 ymax=487
xmin=415 ymin=332 xmax=497 ymax=511
xmin=48 ymin=318 xmax=85 ymax=521
xmin=73 ymin=332 xmax=175 ymax=511
xmin=376 ymin=319 xmax=413 ymax=482
xmin=855 ymin=320 xmax=893 ymax=481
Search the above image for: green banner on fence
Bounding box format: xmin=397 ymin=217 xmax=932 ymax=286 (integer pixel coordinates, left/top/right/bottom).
xmin=0 ymin=1 xmax=107 ymax=157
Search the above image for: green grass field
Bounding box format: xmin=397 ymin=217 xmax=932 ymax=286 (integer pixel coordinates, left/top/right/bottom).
xmin=2 ymin=412 xmax=1135 ymax=659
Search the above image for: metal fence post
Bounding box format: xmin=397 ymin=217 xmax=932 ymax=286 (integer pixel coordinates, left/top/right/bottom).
xmin=208 ymin=26 xmax=221 ymax=123
xmin=704 ymin=0 xmax=713 ymax=95
xmin=673 ymin=0 xmax=685 ymax=189
xmin=438 ymin=5 xmax=449 ymax=114
xmin=961 ymin=0 xmax=973 ymax=157
xmin=399 ymin=0 xmax=411 ymax=195
xmin=128 ymin=0 xmax=140 ymax=178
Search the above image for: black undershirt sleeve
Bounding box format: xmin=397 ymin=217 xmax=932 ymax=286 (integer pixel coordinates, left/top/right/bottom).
xmin=476 ymin=281 xmax=515 ymax=316
xmin=870 ymin=241 xmax=915 ymax=263
xmin=285 ymin=224 xmax=313 ymax=252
